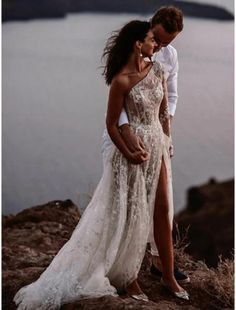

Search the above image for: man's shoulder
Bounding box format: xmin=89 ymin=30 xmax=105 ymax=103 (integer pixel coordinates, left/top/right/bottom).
xmin=164 ymin=44 xmax=177 ymax=55
xmin=153 ymin=45 xmax=178 ymax=63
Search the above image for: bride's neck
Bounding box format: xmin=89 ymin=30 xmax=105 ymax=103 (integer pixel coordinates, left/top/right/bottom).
xmin=126 ymin=53 xmax=147 ymax=73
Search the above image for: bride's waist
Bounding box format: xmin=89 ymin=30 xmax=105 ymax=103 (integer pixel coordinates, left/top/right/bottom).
xmin=130 ymin=121 xmax=162 ymax=131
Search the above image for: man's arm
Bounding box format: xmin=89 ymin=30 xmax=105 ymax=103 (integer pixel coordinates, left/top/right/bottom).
xmin=166 ymin=48 xmax=178 ymax=122
xmin=166 ymin=48 xmax=178 ymax=156
xmin=118 ymin=108 xmax=129 ymax=127
xmin=118 ymin=108 xmax=146 ymax=153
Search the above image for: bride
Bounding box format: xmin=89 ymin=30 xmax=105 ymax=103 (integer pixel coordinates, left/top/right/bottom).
xmin=14 ymin=20 xmax=189 ymax=309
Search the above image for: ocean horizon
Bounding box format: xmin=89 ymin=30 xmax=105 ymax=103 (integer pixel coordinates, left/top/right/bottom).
xmin=2 ymin=10 xmax=234 ymax=215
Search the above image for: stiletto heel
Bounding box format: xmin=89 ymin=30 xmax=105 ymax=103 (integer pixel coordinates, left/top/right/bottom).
xmin=129 ymin=293 xmax=149 ymax=302
xmin=160 ymin=278 xmax=189 ymax=301
xmin=126 ymin=279 xmax=149 ymax=302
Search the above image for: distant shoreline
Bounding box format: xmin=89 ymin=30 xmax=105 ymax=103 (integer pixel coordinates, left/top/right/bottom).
xmin=3 ymin=0 xmax=234 ymax=22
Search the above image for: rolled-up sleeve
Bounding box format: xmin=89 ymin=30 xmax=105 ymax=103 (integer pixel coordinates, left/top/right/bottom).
xmin=167 ymin=49 xmax=178 ymax=116
xmin=118 ymin=108 xmax=129 ymax=127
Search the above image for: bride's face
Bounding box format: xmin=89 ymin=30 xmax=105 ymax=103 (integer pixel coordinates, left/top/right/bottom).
xmin=140 ymin=30 xmax=158 ymax=58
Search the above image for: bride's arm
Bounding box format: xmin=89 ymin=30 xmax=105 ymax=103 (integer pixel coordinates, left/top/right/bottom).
xmin=106 ymin=78 xmax=149 ymax=164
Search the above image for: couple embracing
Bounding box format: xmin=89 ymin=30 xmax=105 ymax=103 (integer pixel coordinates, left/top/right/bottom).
xmin=14 ymin=6 xmax=190 ymax=309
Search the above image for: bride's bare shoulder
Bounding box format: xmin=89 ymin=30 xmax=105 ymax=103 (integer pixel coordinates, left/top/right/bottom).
xmin=111 ymin=72 xmax=131 ymax=94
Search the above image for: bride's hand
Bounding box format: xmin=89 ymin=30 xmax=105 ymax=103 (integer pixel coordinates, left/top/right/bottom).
xmin=128 ymin=150 xmax=150 ymax=165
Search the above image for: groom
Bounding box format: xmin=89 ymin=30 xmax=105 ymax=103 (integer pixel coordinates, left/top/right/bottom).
xmin=102 ymin=6 xmax=190 ymax=283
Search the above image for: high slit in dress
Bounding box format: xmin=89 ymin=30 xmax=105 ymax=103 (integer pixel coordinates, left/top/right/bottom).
xmin=14 ymin=61 xmax=174 ymax=310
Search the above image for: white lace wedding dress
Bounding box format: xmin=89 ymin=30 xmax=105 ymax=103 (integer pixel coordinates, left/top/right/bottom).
xmin=14 ymin=61 xmax=173 ymax=309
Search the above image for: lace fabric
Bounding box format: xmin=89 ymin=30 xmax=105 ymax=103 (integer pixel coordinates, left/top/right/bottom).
xmin=14 ymin=61 xmax=174 ymax=309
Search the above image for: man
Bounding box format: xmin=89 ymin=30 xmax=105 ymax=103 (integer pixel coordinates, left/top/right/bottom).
xmin=102 ymin=6 xmax=190 ymax=284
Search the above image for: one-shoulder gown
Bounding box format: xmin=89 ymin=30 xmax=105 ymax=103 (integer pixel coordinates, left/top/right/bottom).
xmin=14 ymin=61 xmax=173 ymax=309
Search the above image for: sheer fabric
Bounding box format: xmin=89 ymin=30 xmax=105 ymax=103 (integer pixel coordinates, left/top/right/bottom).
xmin=14 ymin=61 xmax=173 ymax=309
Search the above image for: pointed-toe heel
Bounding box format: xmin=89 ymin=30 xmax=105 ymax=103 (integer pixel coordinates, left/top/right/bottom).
xmin=173 ymin=290 xmax=189 ymax=300
xmin=129 ymin=293 xmax=149 ymax=302
xmin=160 ymin=278 xmax=189 ymax=301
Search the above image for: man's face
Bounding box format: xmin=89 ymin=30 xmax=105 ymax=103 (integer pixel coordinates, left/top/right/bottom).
xmin=152 ymin=24 xmax=179 ymax=52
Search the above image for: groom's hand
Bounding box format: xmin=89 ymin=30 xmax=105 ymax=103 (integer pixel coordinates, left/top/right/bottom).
xmin=128 ymin=150 xmax=150 ymax=165
xmin=119 ymin=124 xmax=146 ymax=153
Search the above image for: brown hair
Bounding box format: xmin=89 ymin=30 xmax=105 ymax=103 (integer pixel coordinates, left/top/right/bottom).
xmin=102 ymin=20 xmax=151 ymax=85
xmin=151 ymin=6 xmax=183 ymax=33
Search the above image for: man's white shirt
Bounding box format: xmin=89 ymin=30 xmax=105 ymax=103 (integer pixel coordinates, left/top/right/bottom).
xmin=154 ymin=45 xmax=178 ymax=117
xmin=102 ymin=44 xmax=178 ymax=153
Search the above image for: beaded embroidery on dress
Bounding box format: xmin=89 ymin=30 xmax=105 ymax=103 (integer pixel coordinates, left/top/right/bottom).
xmin=14 ymin=61 xmax=173 ymax=309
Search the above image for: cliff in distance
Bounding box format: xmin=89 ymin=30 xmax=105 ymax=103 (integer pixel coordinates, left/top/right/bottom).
xmin=176 ymin=178 xmax=234 ymax=268
xmin=3 ymin=0 xmax=234 ymax=22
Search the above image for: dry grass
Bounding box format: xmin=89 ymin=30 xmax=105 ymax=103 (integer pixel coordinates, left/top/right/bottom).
xmin=200 ymin=255 xmax=234 ymax=307
xmin=173 ymin=222 xmax=234 ymax=308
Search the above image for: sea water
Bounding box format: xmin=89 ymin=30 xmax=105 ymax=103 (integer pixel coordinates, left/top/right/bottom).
xmin=2 ymin=12 xmax=234 ymax=214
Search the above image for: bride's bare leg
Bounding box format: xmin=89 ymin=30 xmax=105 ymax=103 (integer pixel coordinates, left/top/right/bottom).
xmin=153 ymin=158 xmax=184 ymax=292
xmin=126 ymin=279 xmax=144 ymax=295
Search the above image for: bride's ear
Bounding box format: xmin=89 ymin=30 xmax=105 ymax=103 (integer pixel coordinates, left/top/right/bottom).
xmin=135 ymin=40 xmax=142 ymax=50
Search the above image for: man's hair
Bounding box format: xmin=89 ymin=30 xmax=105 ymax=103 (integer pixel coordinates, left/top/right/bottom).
xmin=151 ymin=6 xmax=183 ymax=33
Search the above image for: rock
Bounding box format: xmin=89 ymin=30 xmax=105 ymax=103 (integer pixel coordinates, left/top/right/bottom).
xmin=3 ymin=198 xmax=233 ymax=309
xmin=175 ymin=179 xmax=234 ymax=267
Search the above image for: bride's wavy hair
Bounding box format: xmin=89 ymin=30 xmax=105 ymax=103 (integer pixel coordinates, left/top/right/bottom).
xmin=102 ymin=20 xmax=151 ymax=85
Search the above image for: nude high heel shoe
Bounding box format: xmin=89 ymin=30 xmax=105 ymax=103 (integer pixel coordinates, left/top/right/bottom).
xmin=160 ymin=278 xmax=190 ymax=301
xmin=129 ymin=293 xmax=149 ymax=302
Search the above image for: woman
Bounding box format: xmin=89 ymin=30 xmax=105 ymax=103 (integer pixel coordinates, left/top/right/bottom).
xmin=14 ymin=21 xmax=188 ymax=309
